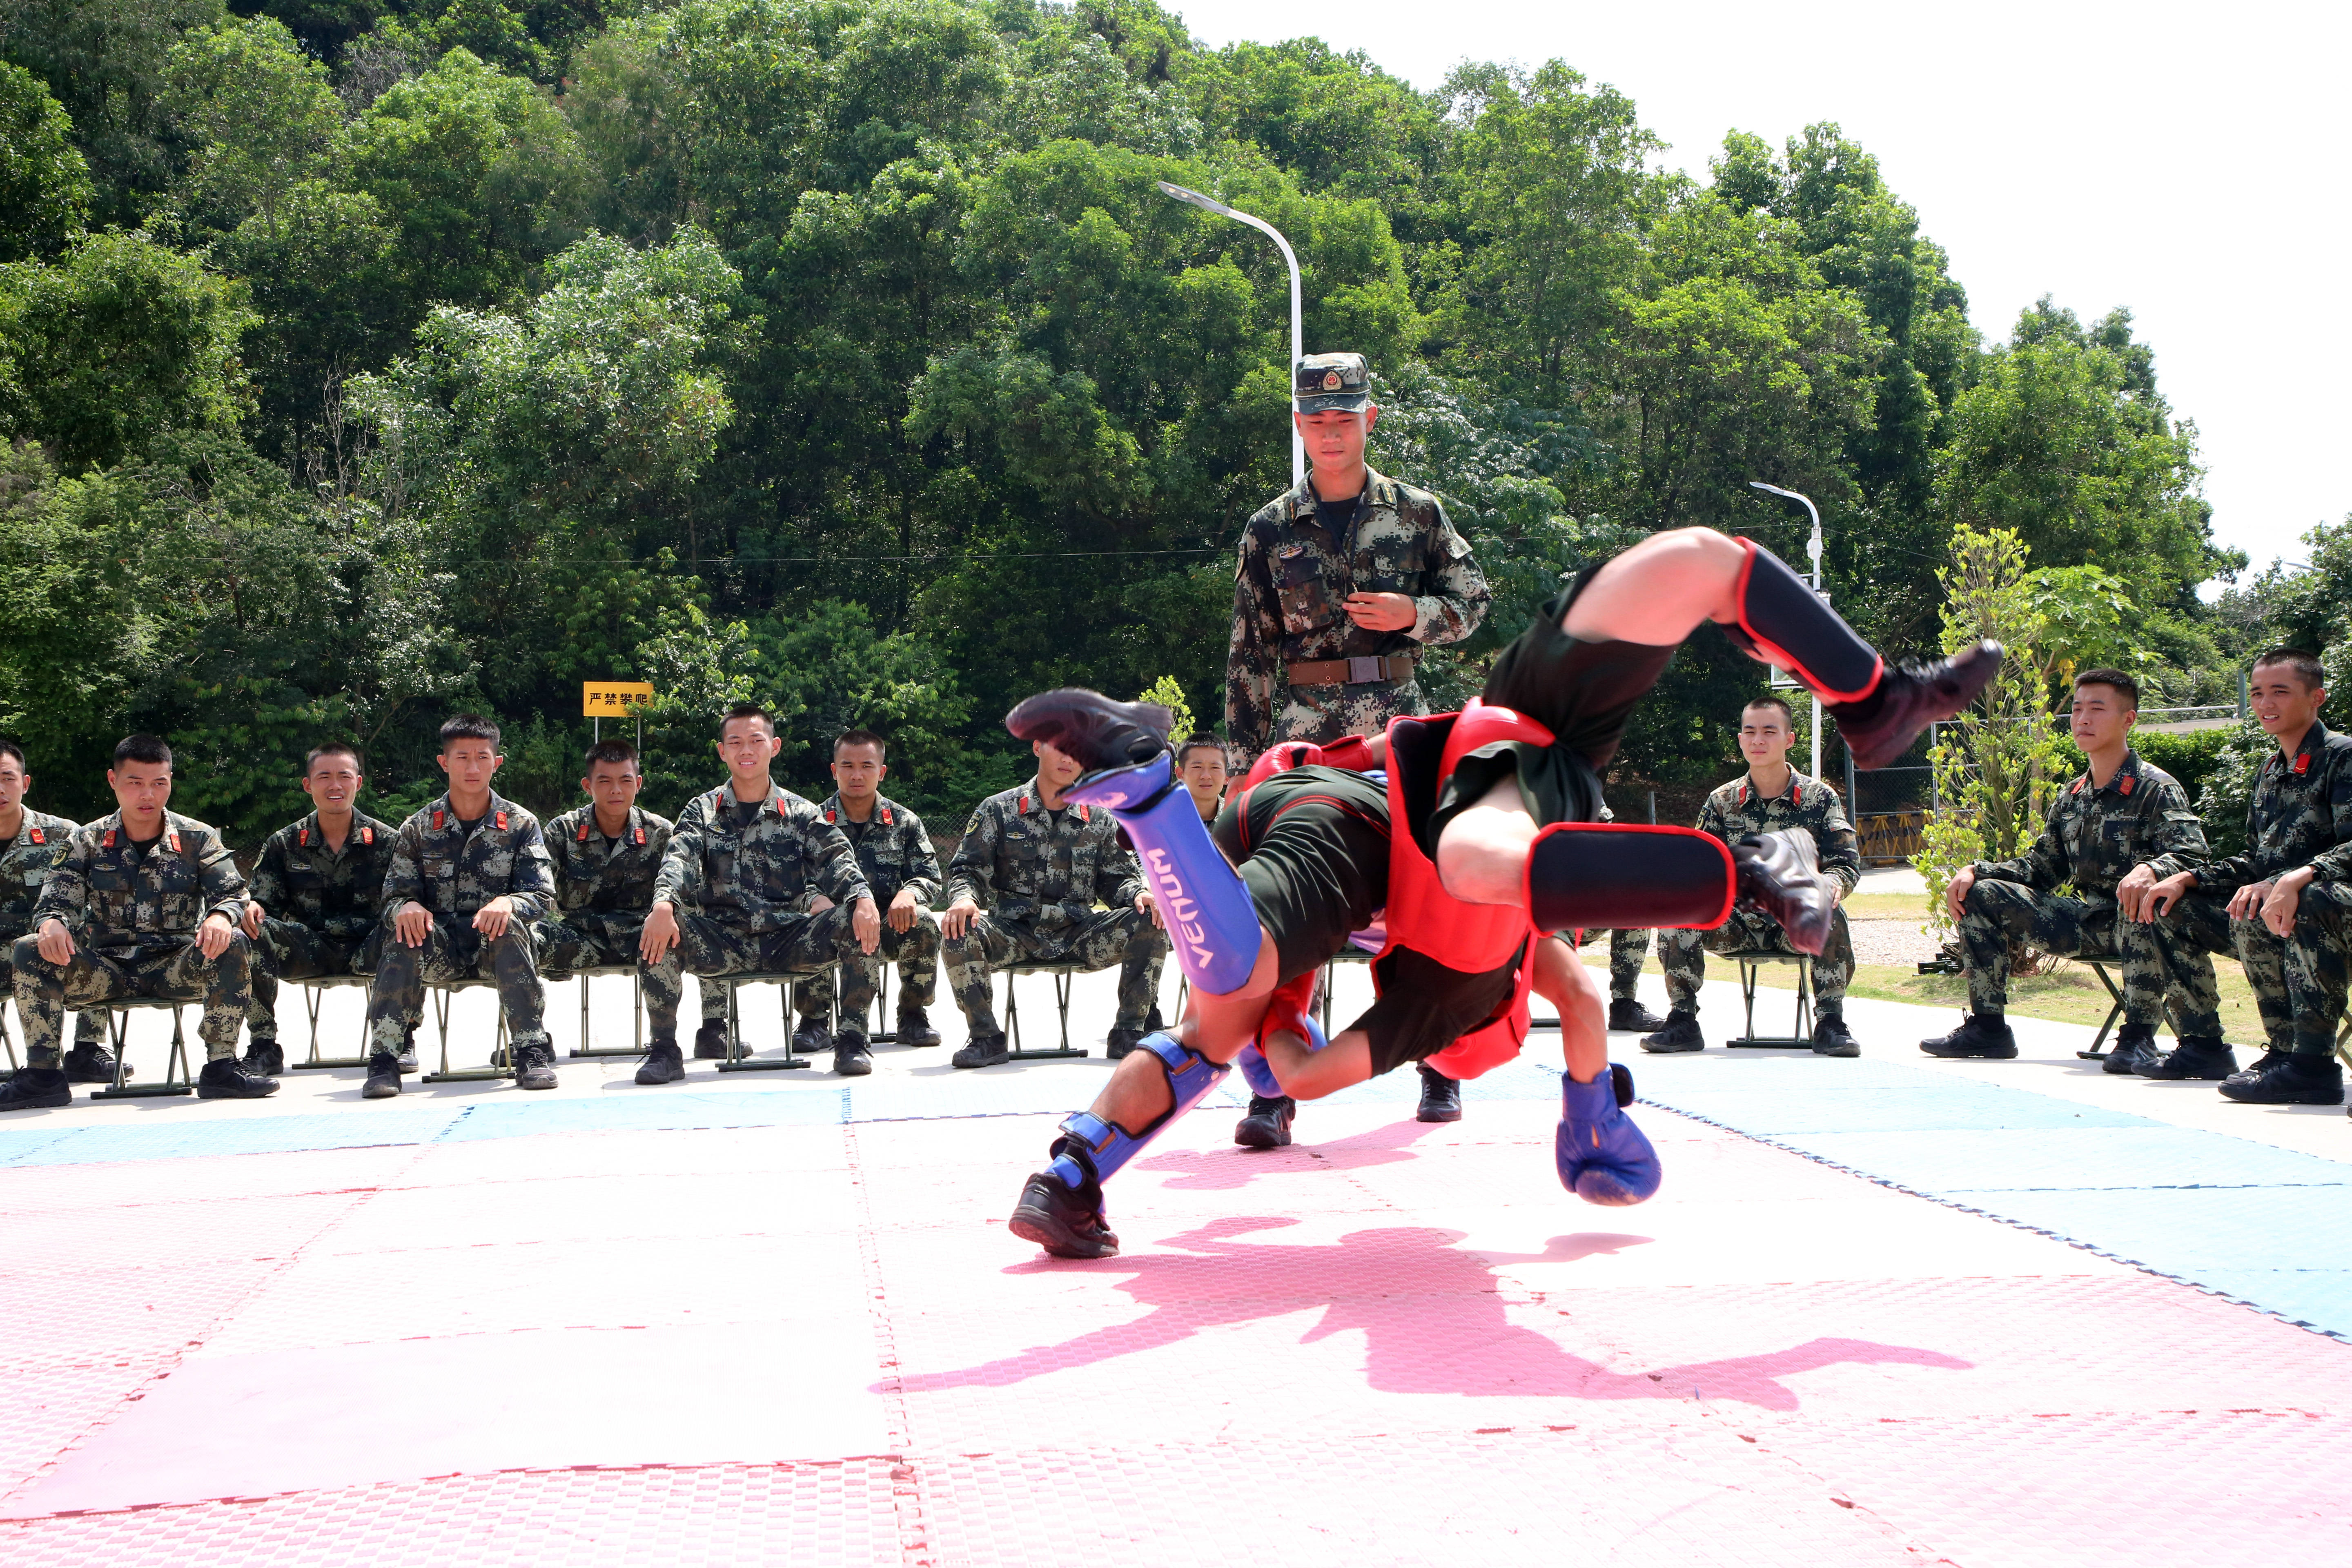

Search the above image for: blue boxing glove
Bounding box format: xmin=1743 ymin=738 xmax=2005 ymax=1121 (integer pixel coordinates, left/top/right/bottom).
xmin=1555 ymin=1063 xmax=1662 ymax=1206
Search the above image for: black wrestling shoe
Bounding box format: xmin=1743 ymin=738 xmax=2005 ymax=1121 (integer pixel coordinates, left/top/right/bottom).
xmin=62 ymin=1040 xmax=125 ymax=1083
xmin=1105 ymin=1026 xmax=1146 ymax=1060
xmin=2103 ymin=1025 xmax=2162 ymax=1076
xmin=1811 ymin=1011 xmax=1860 ymax=1057
xmin=1009 ymin=1170 xmax=1119 ymax=1259
xmin=2219 ymin=1053 xmax=2344 ymax=1105
xmin=1416 ymin=1062 xmax=1463 ymax=1123
xmin=1830 ymin=641 xmax=2003 ymax=770
xmin=693 ymin=1023 xmax=732 ymax=1059
xmin=0 ymin=1067 xmax=71 ymax=1110
xmin=1004 ymin=688 xmax=1173 ymax=772
xmin=2138 ymin=1036 xmax=2237 ymax=1080
xmin=1640 ymin=1011 xmax=1704 ymax=1053
xmin=512 ymin=1042 xmax=559 ymax=1091
xmin=241 ymin=1039 xmax=285 ymax=1078
xmin=1608 ymin=998 xmax=1668 ymax=1033
xmin=196 ymin=1057 xmax=279 ymax=1100
xmin=895 ymin=1007 xmax=942 ymax=1047
xmin=952 ymin=1030 xmax=1009 ymax=1069
xmin=1731 ymin=830 xmax=1837 ymax=956
xmin=363 ymin=1050 xmax=403 ymax=1098
xmin=1920 ymin=1013 xmax=2017 ymax=1058
xmin=833 ymin=1033 xmax=873 ymax=1076
xmin=1233 ymin=1094 xmax=1294 ymax=1148
xmin=634 ymin=1039 xmax=686 ymax=1085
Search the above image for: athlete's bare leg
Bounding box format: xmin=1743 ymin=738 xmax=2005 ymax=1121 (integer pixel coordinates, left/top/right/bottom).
xmin=1078 ymin=932 xmax=1280 ymax=1134
xmin=1531 ymin=935 xmax=1607 ymax=1082
xmin=1560 ymin=526 xmax=1751 ymax=645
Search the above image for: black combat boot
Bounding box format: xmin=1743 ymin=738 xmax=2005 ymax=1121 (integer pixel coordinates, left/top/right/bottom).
xmin=693 ymin=1022 xmax=732 ymax=1060
xmin=1105 ymin=1026 xmax=1146 ymax=1059
xmin=1233 ymin=1094 xmax=1294 ymax=1148
xmin=1811 ymin=1009 xmax=1860 ymax=1058
xmin=1640 ymin=1011 xmax=1704 ymax=1053
xmin=634 ymin=1037 xmax=685 ymax=1085
xmin=2103 ymin=1024 xmax=2163 ymax=1076
xmin=895 ymin=1007 xmax=941 ymax=1047
xmin=833 ymin=1032 xmax=873 ymax=1077
xmin=241 ymin=1038 xmax=286 ymax=1078
xmin=62 ymin=1039 xmax=125 ymax=1083
xmin=952 ymin=1030 xmax=1009 ymax=1069
xmin=1920 ymin=1012 xmax=2018 ymax=1058
xmin=512 ymin=1041 xmax=559 ymax=1091
xmin=1608 ymin=997 xmax=1668 ymax=1033
xmin=196 ymin=1056 xmax=279 ymax=1100
xmin=2219 ymin=1053 xmax=2344 ymax=1106
xmin=0 ymin=1067 xmax=71 ymax=1110
xmin=2221 ymin=1047 xmax=2290 ymax=1087
xmin=1415 ymin=1062 xmax=1463 ymax=1123
xmin=1827 ymin=644 xmax=2004 ymax=769
xmin=791 ymin=1018 xmax=832 ymax=1059
xmin=2138 ymin=1036 xmax=2237 ymax=1080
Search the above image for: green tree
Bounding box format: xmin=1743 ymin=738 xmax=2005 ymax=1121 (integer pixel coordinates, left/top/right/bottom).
xmin=0 ymin=61 xmax=93 ymax=261
xmin=161 ymin=15 xmax=345 ymax=238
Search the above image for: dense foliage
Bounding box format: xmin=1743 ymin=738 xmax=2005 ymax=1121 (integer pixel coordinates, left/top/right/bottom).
xmin=0 ymin=0 xmax=2265 ymax=841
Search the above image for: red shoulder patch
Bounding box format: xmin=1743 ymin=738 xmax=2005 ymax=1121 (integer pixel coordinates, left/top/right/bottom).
xmin=880 ymin=807 xmax=893 ymax=826
xmin=26 ymin=826 xmax=42 ymax=845
xmin=494 ymin=810 xmax=509 ymax=831
xmin=2119 ymin=776 xmax=2134 ymax=795
xmin=1017 ymin=795 xmax=1029 ymax=814
xmin=361 ymin=826 xmax=374 ymax=845
xmin=2071 ymin=778 xmax=2085 ymax=794
xmin=298 ymin=826 xmax=311 ymax=848
xmin=1077 ymin=803 xmax=1091 ymax=823
xmin=577 ymin=820 xmax=592 ymax=842
xmin=633 ymin=824 xmax=646 ymax=846
xmin=102 ymin=828 xmax=116 ymax=848
xmin=432 ymin=808 xmax=446 ymax=830
xmin=166 ymin=830 xmax=182 ymax=853
xmin=2296 ymin=753 xmax=2312 ymax=775
xmin=825 ymin=809 xmax=836 ymax=822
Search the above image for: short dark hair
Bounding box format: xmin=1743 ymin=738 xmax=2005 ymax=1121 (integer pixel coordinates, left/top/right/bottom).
xmin=114 ymin=733 xmax=172 ymax=768
xmin=2072 ymin=668 xmax=2139 ymax=708
xmin=439 ymin=713 xmax=501 ymax=748
xmin=306 ymin=741 xmax=363 ymax=773
xmin=583 ymin=738 xmax=639 ymax=775
xmin=2253 ymin=647 xmax=2325 ymax=690
xmin=1741 ymin=694 xmax=1795 ymax=727
xmin=720 ymin=702 xmax=772 ymax=738
xmin=1176 ymin=734 xmax=1228 ymax=766
xmin=833 ymin=728 xmax=888 ymax=760
xmin=0 ymin=739 xmax=24 ymax=772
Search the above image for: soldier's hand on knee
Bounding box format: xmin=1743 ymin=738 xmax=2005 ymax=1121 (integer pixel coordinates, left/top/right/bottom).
xmin=196 ymin=913 xmax=236 ymax=960
xmin=394 ymin=901 xmax=434 ymax=948
xmin=1944 ymin=866 xmax=1976 ymax=922
xmin=2143 ymin=871 xmax=2196 ymax=919
xmin=35 ymin=917 xmax=74 ymax=965
xmin=888 ymin=888 xmax=920 ymax=933
xmin=853 ymin=895 xmax=881 ymax=954
xmin=640 ymin=900 xmax=679 ymax=962
xmin=2261 ymin=871 xmax=2312 ymax=937
xmin=942 ymin=897 xmax=980 ymax=940
xmin=2227 ymin=879 xmax=2273 ymax=924
xmin=472 ymin=896 xmax=515 ymax=940
xmin=1137 ymin=891 xmax=1163 ymax=930
xmin=2116 ymin=864 xmax=2156 ymax=921
xmin=807 ymin=893 xmax=836 ymax=915
xmin=241 ymin=902 xmax=266 ymax=940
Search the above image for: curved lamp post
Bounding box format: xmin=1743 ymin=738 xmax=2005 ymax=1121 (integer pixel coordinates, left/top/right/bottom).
xmin=1747 ymin=480 xmax=1827 ymax=780
xmin=1157 ymin=180 xmax=1304 ymax=486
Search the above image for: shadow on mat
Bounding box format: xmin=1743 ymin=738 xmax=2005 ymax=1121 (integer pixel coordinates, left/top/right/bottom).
xmin=1136 ymin=1118 xmax=1445 ymax=1190
xmin=891 ymin=1216 xmax=1970 ymax=1410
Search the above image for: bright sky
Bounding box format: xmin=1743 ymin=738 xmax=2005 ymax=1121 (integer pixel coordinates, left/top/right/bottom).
xmin=1170 ymin=0 xmax=2348 ymax=588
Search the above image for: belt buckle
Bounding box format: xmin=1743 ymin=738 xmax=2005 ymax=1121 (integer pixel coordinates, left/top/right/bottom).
xmin=1347 ymin=655 xmax=1383 ymax=684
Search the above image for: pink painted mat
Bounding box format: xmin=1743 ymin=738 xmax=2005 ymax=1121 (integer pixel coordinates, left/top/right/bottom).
xmin=3 ymin=1101 xmax=2348 ymax=1564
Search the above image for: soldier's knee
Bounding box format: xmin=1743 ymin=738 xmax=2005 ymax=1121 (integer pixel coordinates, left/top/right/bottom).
xmin=9 ymin=933 xmax=42 ymax=972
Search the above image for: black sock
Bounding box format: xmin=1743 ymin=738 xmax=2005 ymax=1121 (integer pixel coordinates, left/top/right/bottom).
xmin=1974 ymin=1009 xmax=2006 ymax=1027
xmin=1736 ymin=543 xmax=1882 ymax=702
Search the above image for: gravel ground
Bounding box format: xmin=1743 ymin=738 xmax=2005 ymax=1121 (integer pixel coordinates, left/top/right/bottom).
xmin=1848 ymin=916 xmax=1940 ymax=967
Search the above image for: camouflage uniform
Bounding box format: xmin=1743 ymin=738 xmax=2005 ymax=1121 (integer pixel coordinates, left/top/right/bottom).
xmin=1662 ymin=771 xmax=1861 ymax=1013
xmin=650 ymin=781 xmax=872 ymax=1017
xmin=1225 ymin=464 xmax=1489 ymax=764
xmin=2159 ymin=721 xmax=2352 ymax=1053
xmin=12 ymin=810 xmax=253 ymax=1064
xmin=942 ymin=781 xmax=1167 ymax=1037
xmin=537 ymin=803 xmax=725 ymax=1040
xmin=366 ymin=792 xmax=554 ymax=1056
xmin=789 ymin=793 xmax=942 ymax=1040
xmin=0 ymin=808 xmax=105 ymax=1052
xmin=243 ymin=809 xmax=397 ymax=1045
xmin=1959 ymin=750 xmax=2211 ymax=1025
xmin=1571 ymin=927 xmax=1651 ymax=1001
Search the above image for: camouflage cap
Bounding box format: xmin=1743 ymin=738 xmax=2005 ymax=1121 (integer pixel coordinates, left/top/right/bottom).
xmin=1294 ymin=352 xmax=1371 ymax=413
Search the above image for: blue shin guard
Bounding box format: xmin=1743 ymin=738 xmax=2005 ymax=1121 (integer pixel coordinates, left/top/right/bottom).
xmin=1064 ymin=755 xmax=1262 ymax=994
xmin=1047 ymin=1031 xmax=1231 ymax=1192
xmin=1556 ymin=1063 xmax=1662 ymax=1206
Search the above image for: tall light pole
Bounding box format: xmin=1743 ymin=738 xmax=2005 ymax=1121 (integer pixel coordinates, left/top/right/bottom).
xmin=1156 ymin=180 xmax=1304 ymax=487
xmin=1748 ymin=481 xmax=1826 ymax=780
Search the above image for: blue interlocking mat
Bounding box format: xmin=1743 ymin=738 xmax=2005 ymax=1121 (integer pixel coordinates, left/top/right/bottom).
xmin=1781 ymin=1126 xmax=2352 ymax=1192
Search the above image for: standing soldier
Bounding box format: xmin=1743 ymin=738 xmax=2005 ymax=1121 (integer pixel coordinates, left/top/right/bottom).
xmin=362 ymin=715 xmax=558 ymax=1099
xmin=536 ymin=738 xmax=727 ymax=1087
xmin=1646 ymin=695 xmax=1864 ymax=1056
xmin=238 ymin=742 xmax=399 ymax=1077
xmin=0 ymin=741 xmax=115 ymax=1084
xmin=4 ymin=735 xmax=273 ymax=1109
xmin=1924 ymin=669 xmax=2215 ymax=1072
xmin=1225 ymin=350 xmax=1491 ymax=1142
xmin=940 ymin=735 xmax=1166 ymax=1068
xmin=796 ymin=729 xmax=947 ymax=1071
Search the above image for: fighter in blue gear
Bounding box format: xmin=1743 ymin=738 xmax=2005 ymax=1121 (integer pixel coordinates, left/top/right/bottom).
xmin=1005 ymin=527 xmax=1996 ymax=1259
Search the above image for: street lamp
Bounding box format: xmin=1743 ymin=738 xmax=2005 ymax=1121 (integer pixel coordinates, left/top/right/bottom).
xmin=1157 ymin=180 xmax=1304 ymax=486
xmin=1747 ymin=480 xmax=1826 ymax=780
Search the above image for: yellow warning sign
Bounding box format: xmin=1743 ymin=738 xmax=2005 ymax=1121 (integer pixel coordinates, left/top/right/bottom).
xmin=581 ymin=681 xmax=655 ymax=717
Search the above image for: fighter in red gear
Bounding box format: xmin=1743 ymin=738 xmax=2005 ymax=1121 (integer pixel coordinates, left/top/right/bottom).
xmin=1006 ymin=527 xmax=1997 ymax=1258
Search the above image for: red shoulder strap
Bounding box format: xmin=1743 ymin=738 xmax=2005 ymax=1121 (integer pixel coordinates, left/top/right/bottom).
xmin=880 ymin=806 xmax=893 ymax=826
xmin=26 ymin=826 xmax=42 ymax=845
xmin=432 ymin=808 xmax=445 ymax=829
xmin=577 ymin=819 xmax=592 ymax=842
xmin=495 ymin=810 xmax=509 ymax=831
xmin=361 ymin=825 xmax=374 ymax=845
xmin=298 ymin=826 xmax=310 ymax=847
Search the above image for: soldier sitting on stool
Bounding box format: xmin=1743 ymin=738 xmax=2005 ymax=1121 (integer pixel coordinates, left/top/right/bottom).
xmin=2140 ymin=649 xmax=2352 ymax=1102
xmin=0 ymin=741 xmax=114 ymax=1083
xmin=785 ymin=728 xmax=947 ymax=1073
xmin=1924 ymin=668 xmax=2213 ymax=1071
xmin=239 ymin=741 xmax=397 ymax=1078
xmin=1646 ymin=694 xmax=1862 ymax=1056
xmin=536 ymin=738 xmax=726 ymax=1086
xmin=940 ymin=735 xmax=1167 ymax=1067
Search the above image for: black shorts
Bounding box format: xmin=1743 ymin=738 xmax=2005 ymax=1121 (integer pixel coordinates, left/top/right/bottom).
xmin=1353 ymin=943 xmax=1523 ymax=1078
xmin=1214 ymin=766 xmax=1390 ymax=986
xmin=1430 ymin=564 xmax=1676 ymax=847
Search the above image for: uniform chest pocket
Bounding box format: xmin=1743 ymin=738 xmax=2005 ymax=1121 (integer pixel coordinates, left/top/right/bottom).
xmin=89 ymin=866 xmax=134 ymax=893
xmin=1356 ymin=529 xmax=1429 ymax=595
xmin=419 ymin=853 xmax=459 ymax=884
xmin=287 ymin=864 xmax=327 ymax=889
xmin=1276 ymin=550 xmax=1334 ymax=637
